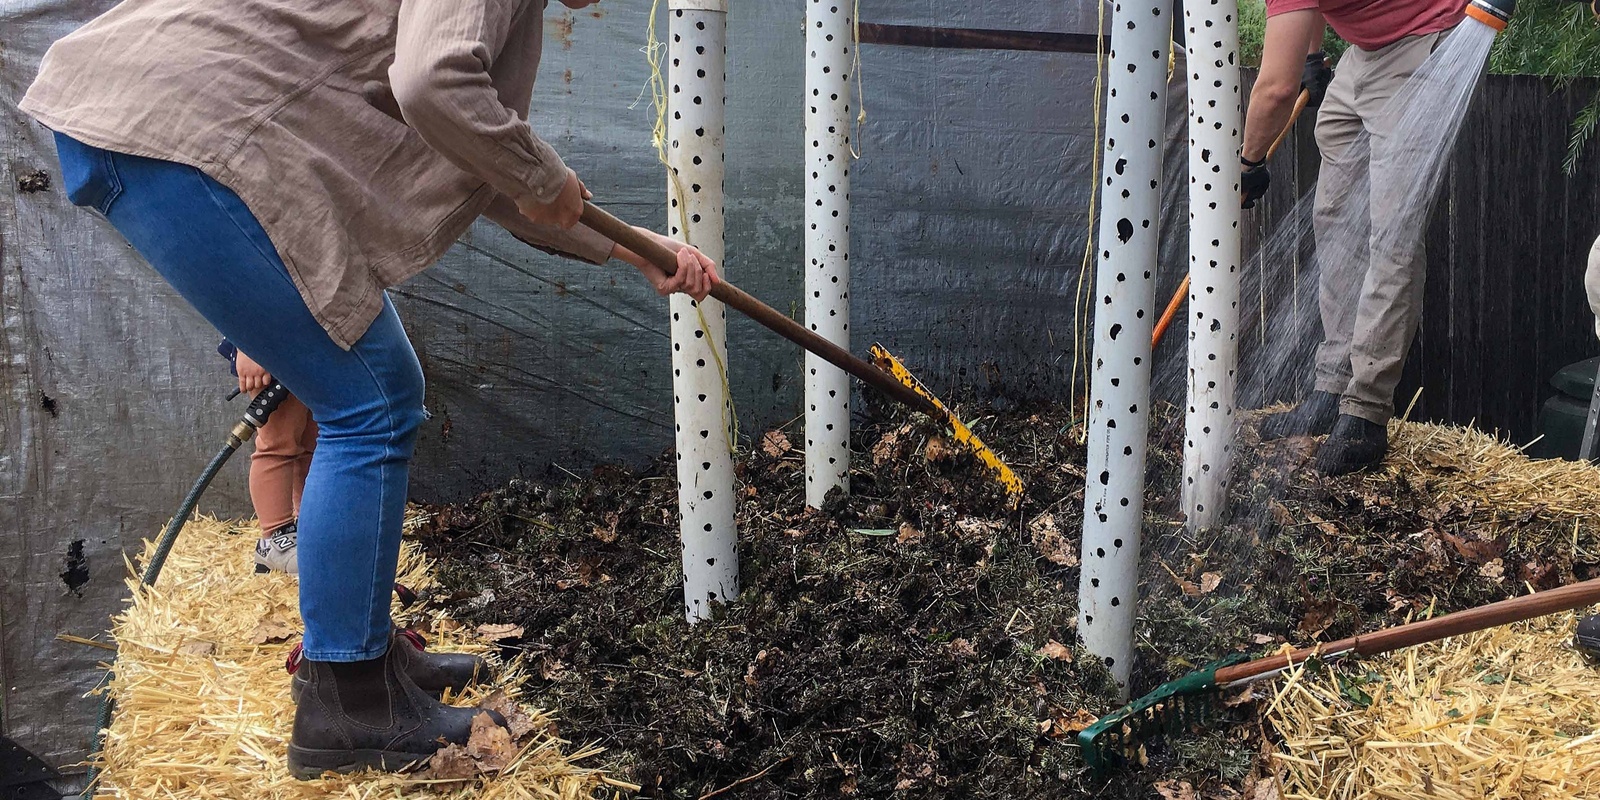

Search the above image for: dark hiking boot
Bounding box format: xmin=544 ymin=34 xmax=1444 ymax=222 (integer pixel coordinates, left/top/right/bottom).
xmin=288 ymin=628 xmax=490 ymax=704
xmin=1576 ymin=615 xmax=1600 ymax=657
xmin=1313 ymin=415 xmax=1389 ymax=476
xmin=287 ymin=633 xmax=505 ymax=780
xmin=1259 ymin=391 xmax=1341 ymax=440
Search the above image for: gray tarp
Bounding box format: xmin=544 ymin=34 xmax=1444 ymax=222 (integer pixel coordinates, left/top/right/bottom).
xmin=2 ymin=0 xmax=1188 ymax=770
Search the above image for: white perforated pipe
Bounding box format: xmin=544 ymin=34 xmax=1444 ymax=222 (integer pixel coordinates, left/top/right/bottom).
xmin=803 ymin=0 xmax=853 ymax=507
xmin=1078 ymin=0 xmax=1172 ymax=698
xmin=667 ymin=0 xmax=737 ymax=622
xmin=1181 ymin=0 xmax=1243 ymax=530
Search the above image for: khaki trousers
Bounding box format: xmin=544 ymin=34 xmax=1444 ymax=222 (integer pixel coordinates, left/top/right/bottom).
xmin=1311 ymin=29 xmax=1450 ymax=424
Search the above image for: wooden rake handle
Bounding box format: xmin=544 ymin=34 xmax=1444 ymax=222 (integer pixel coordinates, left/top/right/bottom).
xmin=1215 ymin=578 xmax=1600 ymax=686
xmin=1150 ymin=88 xmax=1312 ymax=349
xmin=580 ymin=201 xmax=944 ymax=418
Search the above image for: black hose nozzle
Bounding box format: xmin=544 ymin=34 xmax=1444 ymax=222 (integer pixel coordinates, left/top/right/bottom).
xmin=243 ymin=381 xmax=290 ymax=429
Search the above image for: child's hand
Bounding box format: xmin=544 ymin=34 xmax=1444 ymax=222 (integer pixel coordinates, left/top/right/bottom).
xmin=235 ymin=350 xmax=273 ymax=395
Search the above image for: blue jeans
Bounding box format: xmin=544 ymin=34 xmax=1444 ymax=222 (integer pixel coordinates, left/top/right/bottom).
xmin=54 ymin=132 xmax=423 ymax=661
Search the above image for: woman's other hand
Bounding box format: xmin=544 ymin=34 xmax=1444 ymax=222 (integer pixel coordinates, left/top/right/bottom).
xmin=615 ymin=227 xmax=722 ymax=302
xmin=518 ymin=169 xmax=588 ymax=229
xmin=235 ymin=350 xmax=272 ymax=395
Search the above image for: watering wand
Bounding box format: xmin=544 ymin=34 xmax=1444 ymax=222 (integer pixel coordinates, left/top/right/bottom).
xmin=1150 ymin=88 xmax=1310 ymax=350
xmin=580 ymin=201 xmax=1022 ymax=496
xmin=1079 ymin=575 xmax=1600 ymax=773
xmin=1465 ymin=0 xmax=1516 ymax=31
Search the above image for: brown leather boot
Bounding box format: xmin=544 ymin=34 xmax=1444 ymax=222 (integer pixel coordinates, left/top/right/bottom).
xmin=288 ymin=628 xmax=490 ymax=703
xmin=287 ymin=634 xmax=503 ymax=779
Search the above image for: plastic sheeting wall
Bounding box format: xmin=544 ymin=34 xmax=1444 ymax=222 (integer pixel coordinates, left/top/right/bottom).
xmin=2 ymin=0 xmax=1180 ymax=769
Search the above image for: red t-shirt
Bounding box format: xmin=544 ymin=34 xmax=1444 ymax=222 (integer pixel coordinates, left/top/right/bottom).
xmin=1264 ymin=0 xmax=1466 ymax=50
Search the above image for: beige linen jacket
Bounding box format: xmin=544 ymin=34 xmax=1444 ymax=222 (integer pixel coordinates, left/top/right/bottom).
xmin=22 ymin=0 xmax=613 ymax=348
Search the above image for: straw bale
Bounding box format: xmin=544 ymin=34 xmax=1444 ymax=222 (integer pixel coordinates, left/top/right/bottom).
xmin=1385 ymin=422 xmax=1600 ymax=521
xmin=89 ymin=514 xmax=622 ymax=799
xmin=1265 ymin=612 xmax=1600 ymax=799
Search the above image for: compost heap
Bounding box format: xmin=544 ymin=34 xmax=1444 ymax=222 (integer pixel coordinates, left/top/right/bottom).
xmin=416 ymin=403 xmax=1600 ymax=799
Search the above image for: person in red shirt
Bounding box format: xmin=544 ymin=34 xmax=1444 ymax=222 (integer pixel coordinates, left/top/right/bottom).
xmin=1241 ymin=0 xmax=1467 ymax=476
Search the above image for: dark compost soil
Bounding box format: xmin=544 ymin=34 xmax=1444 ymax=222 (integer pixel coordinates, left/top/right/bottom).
xmin=412 ymin=402 xmax=1600 ymax=799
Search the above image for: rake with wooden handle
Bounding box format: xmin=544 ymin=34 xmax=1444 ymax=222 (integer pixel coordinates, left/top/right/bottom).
xmin=1150 ymin=88 xmax=1311 ymax=349
xmin=1078 ymin=577 xmax=1600 ymax=773
xmin=580 ymin=201 xmax=1020 ymax=495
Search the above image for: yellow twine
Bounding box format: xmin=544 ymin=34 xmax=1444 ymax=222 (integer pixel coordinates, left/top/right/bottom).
xmin=849 ymin=0 xmax=867 ymax=160
xmin=646 ymin=0 xmax=738 ymax=454
xmin=1070 ymin=14 xmax=1184 ymax=431
xmin=1067 ymin=0 xmax=1109 ymax=426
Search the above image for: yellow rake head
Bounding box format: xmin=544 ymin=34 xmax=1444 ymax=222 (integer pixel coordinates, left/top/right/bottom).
xmin=868 ymin=344 xmax=1023 ymax=503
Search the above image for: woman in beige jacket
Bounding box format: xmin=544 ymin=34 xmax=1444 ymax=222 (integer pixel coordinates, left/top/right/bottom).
xmin=23 ymin=0 xmax=718 ymax=778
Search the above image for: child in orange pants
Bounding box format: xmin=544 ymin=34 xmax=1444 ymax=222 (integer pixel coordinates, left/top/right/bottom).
xmin=221 ymin=339 xmax=316 ymax=574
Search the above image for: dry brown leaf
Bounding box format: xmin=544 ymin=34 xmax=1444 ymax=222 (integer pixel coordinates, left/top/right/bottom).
xmin=465 ymin=711 xmax=518 ymax=772
xmin=592 ymin=511 xmax=619 ymax=543
xmin=1199 ymin=572 xmax=1223 ymax=594
xmin=870 ymin=424 xmax=912 ymax=465
xmin=1268 ymin=500 xmax=1295 ymax=526
xmin=948 ymin=638 xmax=977 ymax=659
xmin=1305 ymin=512 xmax=1340 ymax=537
xmin=479 ymin=689 xmax=539 ymax=740
xmin=1175 ymin=573 xmax=1203 ymax=597
xmin=1248 ymin=775 xmax=1281 ymax=800
xmin=1298 ymin=599 xmax=1337 ymax=638
xmin=924 ymin=435 xmax=953 ymax=463
xmin=476 ymin=623 xmax=524 ymax=642
xmin=1478 ymin=558 xmax=1505 ymax=582
xmin=1057 ymin=708 xmax=1099 ymax=735
xmin=1251 ymin=633 xmax=1277 ymax=646
xmin=1223 ymin=685 xmax=1256 ymax=707
xmin=1041 ymin=640 xmax=1074 ymax=662
xmin=954 ymin=518 xmax=1002 ymax=538
xmin=1440 ymin=530 xmax=1504 ymax=563
xmin=1029 ymin=513 xmax=1080 ymax=567
xmin=422 ymin=743 xmax=478 ymax=780
xmin=761 ymin=430 xmax=792 ymax=457
xmin=249 ymin=618 xmax=297 ymax=645
xmin=897 ymin=522 xmax=924 ymax=545
xmin=1155 ymin=780 xmax=1199 ymax=800
xmin=539 ymin=657 xmax=567 ymax=681
xmin=177 ymin=640 xmax=217 ymax=656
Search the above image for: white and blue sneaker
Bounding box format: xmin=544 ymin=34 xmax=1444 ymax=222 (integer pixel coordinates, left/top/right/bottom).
xmin=254 ymin=522 xmax=299 ymax=575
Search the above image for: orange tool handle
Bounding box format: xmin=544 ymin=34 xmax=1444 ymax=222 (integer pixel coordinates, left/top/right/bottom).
xmin=1151 ymin=88 xmax=1311 ymax=349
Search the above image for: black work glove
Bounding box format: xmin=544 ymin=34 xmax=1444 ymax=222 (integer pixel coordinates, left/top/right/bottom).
xmin=1241 ymin=157 xmax=1270 ymax=209
xmin=1301 ymin=51 xmax=1333 ymax=107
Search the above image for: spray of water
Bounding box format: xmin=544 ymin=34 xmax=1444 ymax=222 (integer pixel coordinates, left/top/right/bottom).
xmin=1151 ymin=18 xmax=1501 ymax=543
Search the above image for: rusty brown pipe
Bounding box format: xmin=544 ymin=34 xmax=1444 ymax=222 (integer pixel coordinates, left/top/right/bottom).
xmin=580 ymin=201 xmax=943 ymax=419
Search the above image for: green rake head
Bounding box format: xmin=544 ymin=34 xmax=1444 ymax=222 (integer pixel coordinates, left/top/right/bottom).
xmin=1077 ymin=653 xmax=1251 ymax=774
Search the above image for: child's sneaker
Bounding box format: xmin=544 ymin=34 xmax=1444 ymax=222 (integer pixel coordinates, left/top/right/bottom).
xmin=254 ymin=522 xmax=299 ymax=575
